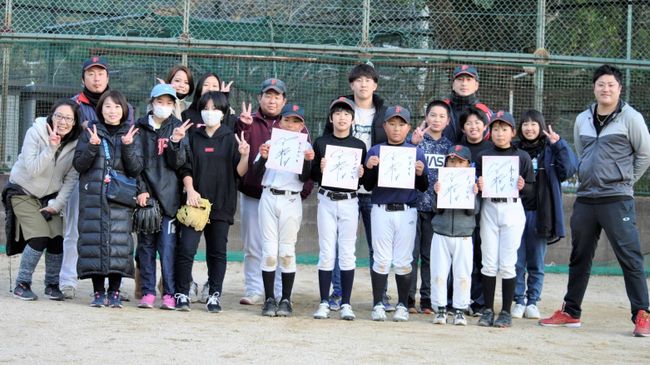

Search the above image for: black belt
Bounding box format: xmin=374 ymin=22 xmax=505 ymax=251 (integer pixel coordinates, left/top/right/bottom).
xmin=490 ymin=198 xmax=518 ymax=203
xmin=319 ymin=188 xmax=357 ymax=201
xmin=377 ymin=203 xmax=415 ymax=212
xmin=267 ymin=187 xmax=300 ymax=196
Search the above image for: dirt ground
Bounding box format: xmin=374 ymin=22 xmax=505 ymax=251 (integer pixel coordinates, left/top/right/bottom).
xmin=1 ymin=256 xmax=648 ymax=364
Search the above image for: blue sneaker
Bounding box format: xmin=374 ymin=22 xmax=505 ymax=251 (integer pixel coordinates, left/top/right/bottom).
xmin=107 ymin=291 xmax=123 ymax=308
xmin=328 ymin=294 xmax=342 ymax=311
xmin=383 ymin=295 xmax=395 ymax=312
xmin=90 ymin=291 xmax=107 ymax=307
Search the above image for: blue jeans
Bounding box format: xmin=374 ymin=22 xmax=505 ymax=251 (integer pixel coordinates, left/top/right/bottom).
xmin=514 ymin=210 xmax=547 ymax=306
xmin=137 ymin=215 xmax=177 ymax=296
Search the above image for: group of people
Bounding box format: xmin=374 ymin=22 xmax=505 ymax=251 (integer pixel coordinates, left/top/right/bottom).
xmin=3 ymin=56 xmax=649 ymax=337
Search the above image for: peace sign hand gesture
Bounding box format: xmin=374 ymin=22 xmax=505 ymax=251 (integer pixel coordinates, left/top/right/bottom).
xmin=171 ymin=119 xmax=193 ymax=142
xmin=411 ymin=120 xmax=427 ymax=145
xmin=221 ymin=81 xmax=234 ymax=93
xmin=543 ymin=125 xmax=560 ymax=145
xmin=234 ymin=131 xmax=250 ymax=156
xmin=46 ymin=120 xmax=62 ymax=147
xmin=121 ymin=125 xmax=139 ymax=145
xmin=240 ymin=102 xmax=253 ymax=125
xmin=87 ymin=125 xmax=101 ymax=145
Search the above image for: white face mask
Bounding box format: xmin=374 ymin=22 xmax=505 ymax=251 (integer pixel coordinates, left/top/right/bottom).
xmin=152 ymin=105 xmax=173 ymax=120
xmin=201 ymin=110 xmax=224 ymax=127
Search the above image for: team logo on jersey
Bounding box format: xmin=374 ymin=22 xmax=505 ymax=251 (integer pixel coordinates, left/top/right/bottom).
xmin=425 ymin=154 xmax=445 ymax=169
xmin=157 ymin=138 xmax=169 ymax=155
xmin=205 ymin=147 xmax=214 ymax=153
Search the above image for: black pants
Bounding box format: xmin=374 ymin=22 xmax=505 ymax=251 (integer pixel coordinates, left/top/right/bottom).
xmin=564 ymin=199 xmax=649 ymax=320
xmin=409 ymin=211 xmax=433 ymax=302
xmin=470 ymin=221 xmax=484 ymax=306
xmin=176 ymin=220 xmax=230 ymax=296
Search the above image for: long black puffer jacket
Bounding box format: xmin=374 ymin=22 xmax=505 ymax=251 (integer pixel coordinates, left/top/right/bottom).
xmin=73 ymin=121 xmax=144 ymax=279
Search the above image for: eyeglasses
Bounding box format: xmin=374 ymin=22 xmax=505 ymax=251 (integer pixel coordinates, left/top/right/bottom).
xmin=53 ymin=113 xmax=75 ymax=124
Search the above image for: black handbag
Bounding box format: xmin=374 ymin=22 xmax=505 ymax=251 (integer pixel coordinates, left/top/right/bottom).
xmin=103 ymin=139 xmax=138 ymax=207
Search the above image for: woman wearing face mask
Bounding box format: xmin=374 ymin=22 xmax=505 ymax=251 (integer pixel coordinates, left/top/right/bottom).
xmin=181 ymin=72 xmax=236 ymax=131
xmin=134 ymin=83 xmax=191 ymax=310
xmin=173 ymin=91 xmax=250 ymax=312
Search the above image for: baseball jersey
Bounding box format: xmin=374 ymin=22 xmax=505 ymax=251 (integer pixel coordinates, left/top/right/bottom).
xmin=415 ymin=134 xmax=453 ymax=212
xmin=254 ymin=139 xmax=313 ymax=193
xmin=363 ymin=142 xmax=430 ymax=204
xmin=312 ymin=133 xmax=367 ymax=193
xmin=475 ymin=145 xmax=536 ymax=196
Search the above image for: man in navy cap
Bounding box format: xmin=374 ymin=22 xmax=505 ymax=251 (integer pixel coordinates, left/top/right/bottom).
xmin=443 ymin=65 xmax=492 ymax=144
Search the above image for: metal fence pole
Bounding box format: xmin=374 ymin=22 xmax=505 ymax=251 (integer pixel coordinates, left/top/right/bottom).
xmin=1 ymin=0 xmax=13 ymax=169
xmin=181 ymin=0 xmax=190 ymax=66
xmin=534 ymin=0 xmax=546 ymax=112
xmin=625 ymin=2 xmax=632 ymax=101
xmin=360 ymin=0 xmax=371 ymax=48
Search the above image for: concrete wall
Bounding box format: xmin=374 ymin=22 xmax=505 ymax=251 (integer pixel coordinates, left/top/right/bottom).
xmin=1 ymin=173 xmax=648 ymax=266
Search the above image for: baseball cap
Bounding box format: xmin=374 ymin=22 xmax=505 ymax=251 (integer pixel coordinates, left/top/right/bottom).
xmin=384 ymin=105 xmax=410 ymax=124
xmin=261 ymin=78 xmax=287 ymax=94
xmin=83 ymin=56 xmax=109 ymax=71
xmin=453 ymin=65 xmax=479 ymax=80
xmin=446 ymin=144 xmax=472 ymax=162
xmin=489 ymin=110 xmax=516 ymax=129
xmin=150 ymin=83 xmax=178 ymax=100
xmin=329 ymin=96 xmax=356 ymax=111
xmin=281 ymin=104 xmax=305 ymax=123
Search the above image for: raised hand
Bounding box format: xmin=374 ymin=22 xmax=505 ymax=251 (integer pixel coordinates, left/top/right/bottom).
xmin=171 ymin=119 xmax=193 ymax=142
xmin=234 ymin=131 xmax=250 ymax=156
xmin=156 ymin=77 xmax=165 ymax=84
xmin=87 ymin=124 xmax=101 ymax=145
xmin=411 ymin=120 xmax=427 ymax=145
xmin=46 ymin=120 xmax=61 ymax=147
xmin=221 ymin=81 xmax=234 ymax=93
xmin=121 ymin=125 xmax=139 ymax=145
xmin=240 ymin=102 xmax=253 ymax=125
xmin=543 ymin=124 xmax=560 ymax=145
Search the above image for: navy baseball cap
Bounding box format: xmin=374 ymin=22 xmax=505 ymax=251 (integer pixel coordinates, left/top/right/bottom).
xmin=446 ymin=144 xmax=472 ymax=162
xmin=150 ymin=83 xmax=178 ymax=100
xmin=83 ymin=56 xmax=109 ymax=71
xmin=453 ymin=64 xmax=479 ymax=80
xmin=261 ymin=78 xmax=287 ymax=94
xmin=489 ymin=110 xmax=516 ymax=129
xmin=329 ymin=96 xmax=356 ymax=111
xmin=281 ymin=104 xmax=305 ymax=123
xmin=384 ymin=105 xmax=411 ymax=124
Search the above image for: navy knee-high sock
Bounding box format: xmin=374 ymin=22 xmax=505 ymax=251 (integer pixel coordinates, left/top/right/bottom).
xmin=340 ymin=269 xmax=355 ymax=305
xmin=318 ymin=270 xmax=332 ymax=302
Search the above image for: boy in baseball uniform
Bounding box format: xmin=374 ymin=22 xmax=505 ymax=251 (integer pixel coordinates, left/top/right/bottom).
xmin=253 ymin=104 xmax=314 ymax=317
xmin=311 ymin=97 xmax=367 ymax=320
xmin=430 ymin=145 xmax=480 ymax=325
xmin=476 ymin=111 xmax=534 ymax=328
xmin=363 ymin=106 xmax=429 ymax=322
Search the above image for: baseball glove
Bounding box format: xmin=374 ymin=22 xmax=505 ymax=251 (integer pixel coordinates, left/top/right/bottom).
xmin=133 ymin=198 xmax=163 ymax=234
xmin=176 ymin=198 xmax=212 ymax=231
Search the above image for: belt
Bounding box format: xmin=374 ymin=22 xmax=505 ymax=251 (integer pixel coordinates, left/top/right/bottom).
xmin=490 ymin=197 xmax=518 ymax=203
xmin=377 ymin=203 xmax=415 ymax=212
xmin=319 ymin=188 xmax=357 ymax=201
xmin=266 ymin=187 xmax=300 ymax=196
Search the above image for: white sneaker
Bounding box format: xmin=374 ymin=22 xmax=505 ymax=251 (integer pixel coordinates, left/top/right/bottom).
xmin=525 ymin=304 xmax=541 ymax=319
xmin=340 ymin=304 xmax=356 ymax=321
xmin=433 ymin=310 xmax=447 ymax=325
xmin=60 ymin=285 xmax=76 ymax=299
xmin=188 ymin=281 xmax=200 ymax=303
xmin=371 ymin=304 xmax=387 ymax=321
xmin=200 ymin=281 xmax=210 ymax=303
xmin=240 ymin=293 xmax=264 ymax=305
xmin=313 ymin=302 xmax=331 ymax=319
xmin=511 ymin=303 xmax=526 ymax=319
xmin=392 ymin=304 xmax=409 ymax=322
xmin=453 ymin=310 xmax=467 ymax=326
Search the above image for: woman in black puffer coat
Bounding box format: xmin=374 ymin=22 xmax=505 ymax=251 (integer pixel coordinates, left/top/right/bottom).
xmin=74 ymin=90 xmax=144 ymax=308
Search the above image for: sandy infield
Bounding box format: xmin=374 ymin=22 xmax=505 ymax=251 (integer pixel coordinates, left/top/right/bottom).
xmin=1 ymin=256 xmax=648 ymax=364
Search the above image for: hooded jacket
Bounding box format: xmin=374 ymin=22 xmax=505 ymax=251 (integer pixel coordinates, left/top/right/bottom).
xmin=74 ymin=121 xmax=144 ymax=279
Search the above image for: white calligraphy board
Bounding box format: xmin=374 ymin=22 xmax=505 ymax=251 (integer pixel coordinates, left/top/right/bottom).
xmin=377 ymin=145 xmax=416 ymax=189
xmin=321 ymin=145 xmax=362 ymax=190
xmin=437 ymin=167 xmax=476 ymax=209
xmin=482 ymin=155 xmax=519 ymax=198
xmin=266 ymin=128 xmax=308 ymax=174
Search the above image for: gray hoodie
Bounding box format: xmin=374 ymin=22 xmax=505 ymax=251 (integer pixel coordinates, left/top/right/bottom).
xmin=431 ymin=191 xmax=481 ymax=237
xmin=9 ymin=117 xmax=79 ymax=212
xmin=574 ymin=102 xmax=650 ymax=198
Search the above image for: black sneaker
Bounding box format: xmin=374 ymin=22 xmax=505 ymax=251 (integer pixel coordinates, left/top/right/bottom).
xmin=175 ymin=293 xmax=191 ymax=312
xmin=107 ymin=291 xmax=123 ymax=308
xmin=205 ymin=292 xmax=222 ymax=313
xmin=470 ymin=303 xmax=485 ymax=317
xmin=44 ymin=284 xmax=65 ymax=301
xmin=262 ymin=297 xmax=278 ymax=317
xmin=478 ymin=309 xmax=495 ymax=327
xmin=494 ymin=310 xmax=512 ymax=328
xmin=13 ymin=282 xmax=38 ymax=301
xmin=276 ymin=299 xmax=293 ymax=317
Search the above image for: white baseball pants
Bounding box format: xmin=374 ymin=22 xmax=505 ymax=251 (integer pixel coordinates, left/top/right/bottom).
xmin=480 ymin=199 xmax=525 ymax=279
xmin=316 ymin=193 xmax=358 ymax=271
xmin=258 ymin=190 xmax=302 ymax=273
xmin=430 ymin=233 xmax=473 ymax=309
xmin=370 ymin=205 xmax=417 ymax=275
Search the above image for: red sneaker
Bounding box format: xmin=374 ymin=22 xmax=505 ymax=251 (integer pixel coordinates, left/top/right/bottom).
xmin=539 ymin=310 xmax=581 ymax=328
xmin=633 ymin=310 xmax=650 ymax=337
